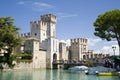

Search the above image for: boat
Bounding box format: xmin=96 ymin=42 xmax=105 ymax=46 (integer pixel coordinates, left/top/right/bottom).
xmin=85 ymin=66 xmax=116 ymax=75
xmin=97 ymin=72 xmax=118 ymax=76
xmin=68 ymin=66 xmax=88 ymax=71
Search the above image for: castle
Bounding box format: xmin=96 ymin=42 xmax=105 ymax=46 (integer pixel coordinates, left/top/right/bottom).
xmin=15 ymin=14 xmax=109 ymax=69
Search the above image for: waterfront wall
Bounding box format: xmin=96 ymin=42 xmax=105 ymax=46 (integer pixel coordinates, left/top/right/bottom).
xmin=33 ymin=50 xmax=46 ymax=69
xmin=13 ymin=62 xmax=33 ymax=70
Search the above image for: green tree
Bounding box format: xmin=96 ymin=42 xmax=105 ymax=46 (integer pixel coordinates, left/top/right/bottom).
xmin=0 ymin=17 xmax=21 ymax=67
xmin=94 ymin=9 xmax=120 ymax=57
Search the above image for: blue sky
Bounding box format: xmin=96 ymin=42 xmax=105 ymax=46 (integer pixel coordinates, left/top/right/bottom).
xmin=0 ymin=0 xmax=120 ymax=55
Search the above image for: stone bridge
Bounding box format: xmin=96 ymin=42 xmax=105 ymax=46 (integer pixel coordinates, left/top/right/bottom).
xmin=52 ymin=60 xmax=103 ymax=69
xmin=52 ymin=60 xmax=88 ymax=69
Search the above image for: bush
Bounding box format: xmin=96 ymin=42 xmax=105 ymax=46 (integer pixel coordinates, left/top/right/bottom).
xmin=16 ymin=53 xmax=32 ymax=60
xmin=87 ymin=60 xmax=93 ymax=67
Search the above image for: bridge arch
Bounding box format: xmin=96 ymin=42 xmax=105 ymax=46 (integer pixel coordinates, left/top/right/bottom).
xmin=53 ymin=53 xmax=57 ymax=62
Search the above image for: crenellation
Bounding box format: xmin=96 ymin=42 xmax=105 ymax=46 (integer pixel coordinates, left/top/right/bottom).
xmin=71 ymin=39 xmax=74 ymax=44
xmin=41 ymin=14 xmax=57 ymax=23
xmin=40 ymin=20 xmax=47 ymax=26
xmin=30 ymin=20 xmax=41 ymax=26
xmin=75 ymin=38 xmax=77 ymax=43
xmin=19 ymin=32 xmax=31 ymax=38
xmin=71 ymin=38 xmax=88 ymax=45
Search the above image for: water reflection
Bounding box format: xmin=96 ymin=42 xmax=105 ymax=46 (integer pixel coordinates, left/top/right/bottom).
xmin=0 ymin=69 xmax=119 ymax=80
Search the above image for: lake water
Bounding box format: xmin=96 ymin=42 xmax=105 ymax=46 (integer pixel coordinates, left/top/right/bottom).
xmin=0 ymin=69 xmax=119 ymax=80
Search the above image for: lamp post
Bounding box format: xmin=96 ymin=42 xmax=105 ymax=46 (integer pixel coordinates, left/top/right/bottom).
xmin=112 ymin=46 xmax=116 ymax=57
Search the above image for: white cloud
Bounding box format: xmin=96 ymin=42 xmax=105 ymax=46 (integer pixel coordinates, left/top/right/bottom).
xmin=17 ymin=1 xmax=25 ymax=5
xmin=94 ymin=50 xmax=101 ymax=53
xmin=59 ymin=40 xmax=66 ymax=43
xmin=105 ymin=41 xmax=117 ymax=45
xmin=59 ymin=39 xmax=71 ymax=46
xmin=88 ymin=38 xmax=102 ymax=46
xmin=101 ymin=46 xmax=111 ymax=53
xmin=101 ymin=45 xmax=119 ymax=55
xmin=33 ymin=2 xmax=54 ymax=8
xmin=60 ymin=14 xmax=78 ymax=18
xmin=17 ymin=1 xmax=54 ymax=11
xmin=56 ymin=13 xmax=78 ymax=20
xmin=32 ymin=2 xmax=54 ymax=11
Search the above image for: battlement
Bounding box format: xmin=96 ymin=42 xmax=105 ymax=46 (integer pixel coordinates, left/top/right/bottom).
xmin=30 ymin=20 xmax=40 ymax=26
xmin=71 ymin=38 xmax=88 ymax=44
xmin=41 ymin=14 xmax=57 ymax=23
xmin=30 ymin=14 xmax=57 ymax=26
xmin=18 ymin=32 xmax=31 ymax=38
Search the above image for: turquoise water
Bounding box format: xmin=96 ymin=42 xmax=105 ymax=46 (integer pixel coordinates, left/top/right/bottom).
xmin=0 ymin=69 xmax=119 ymax=80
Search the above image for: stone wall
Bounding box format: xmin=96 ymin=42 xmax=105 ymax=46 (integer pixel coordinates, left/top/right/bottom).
xmin=59 ymin=42 xmax=68 ymax=60
xmin=70 ymin=38 xmax=88 ymax=60
xmin=33 ymin=50 xmax=46 ymax=69
xmin=13 ymin=62 xmax=33 ymax=70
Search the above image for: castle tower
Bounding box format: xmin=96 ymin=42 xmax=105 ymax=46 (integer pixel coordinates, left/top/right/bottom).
xmin=30 ymin=14 xmax=57 ymax=43
xmin=70 ymin=38 xmax=88 ymax=60
xmin=40 ymin=14 xmax=58 ymax=69
xmin=41 ymin=14 xmax=57 ymax=38
xmin=30 ymin=21 xmax=43 ymax=42
xmin=30 ymin=14 xmax=59 ymax=69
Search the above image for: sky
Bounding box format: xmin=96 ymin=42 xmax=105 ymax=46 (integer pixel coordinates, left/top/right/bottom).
xmin=0 ymin=0 xmax=120 ymax=55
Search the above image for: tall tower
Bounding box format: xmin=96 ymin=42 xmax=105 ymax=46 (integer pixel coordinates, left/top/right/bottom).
xmin=30 ymin=14 xmax=57 ymax=43
xmin=30 ymin=21 xmax=44 ymax=42
xmin=30 ymin=14 xmax=59 ymax=69
xmin=41 ymin=14 xmax=57 ymax=38
xmin=70 ymin=38 xmax=88 ymax=60
xmin=40 ymin=14 xmax=59 ymax=69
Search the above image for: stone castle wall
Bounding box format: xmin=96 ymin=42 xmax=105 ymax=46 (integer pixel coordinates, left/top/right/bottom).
xmin=70 ymin=38 xmax=88 ymax=60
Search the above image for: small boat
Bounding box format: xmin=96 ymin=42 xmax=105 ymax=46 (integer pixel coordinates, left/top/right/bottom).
xmin=68 ymin=66 xmax=88 ymax=71
xmin=85 ymin=66 xmax=116 ymax=75
xmin=97 ymin=72 xmax=118 ymax=76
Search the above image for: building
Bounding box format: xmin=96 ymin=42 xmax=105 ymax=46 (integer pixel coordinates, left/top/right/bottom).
xmin=18 ymin=14 xmax=59 ymax=69
xmin=70 ymin=38 xmax=88 ymax=61
xmin=15 ymin=14 xmax=109 ymax=69
xmin=61 ymin=38 xmax=109 ymax=61
xmin=25 ymin=38 xmax=46 ymax=68
xmin=59 ymin=42 xmax=68 ymax=61
xmin=82 ymin=50 xmax=109 ymax=60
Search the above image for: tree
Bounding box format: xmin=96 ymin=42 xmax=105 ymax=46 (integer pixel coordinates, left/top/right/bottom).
xmin=0 ymin=17 xmax=21 ymax=67
xmin=94 ymin=9 xmax=120 ymax=57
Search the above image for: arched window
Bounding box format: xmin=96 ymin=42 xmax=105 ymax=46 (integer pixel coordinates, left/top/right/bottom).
xmin=35 ymin=33 xmax=37 ymax=36
xmin=83 ymin=55 xmax=86 ymax=59
xmin=53 ymin=53 xmax=57 ymax=62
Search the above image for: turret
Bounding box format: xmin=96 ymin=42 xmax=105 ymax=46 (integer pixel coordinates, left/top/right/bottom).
xmin=41 ymin=14 xmax=57 ymax=38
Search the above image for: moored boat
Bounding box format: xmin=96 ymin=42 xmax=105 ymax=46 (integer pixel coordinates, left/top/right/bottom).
xmin=85 ymin=66 xmax=116 ymax=75
xmin=68 ymin=66 xmax=88 ymax=71
xmin=98 ymin=72 xmax=118 ymax=76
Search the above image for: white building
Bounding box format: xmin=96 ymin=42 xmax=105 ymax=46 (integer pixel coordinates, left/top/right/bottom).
xmin=16 ymin=14 xmax=109 ymax=69
xmin=23 ymin=14 xmax=59 ymax=69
